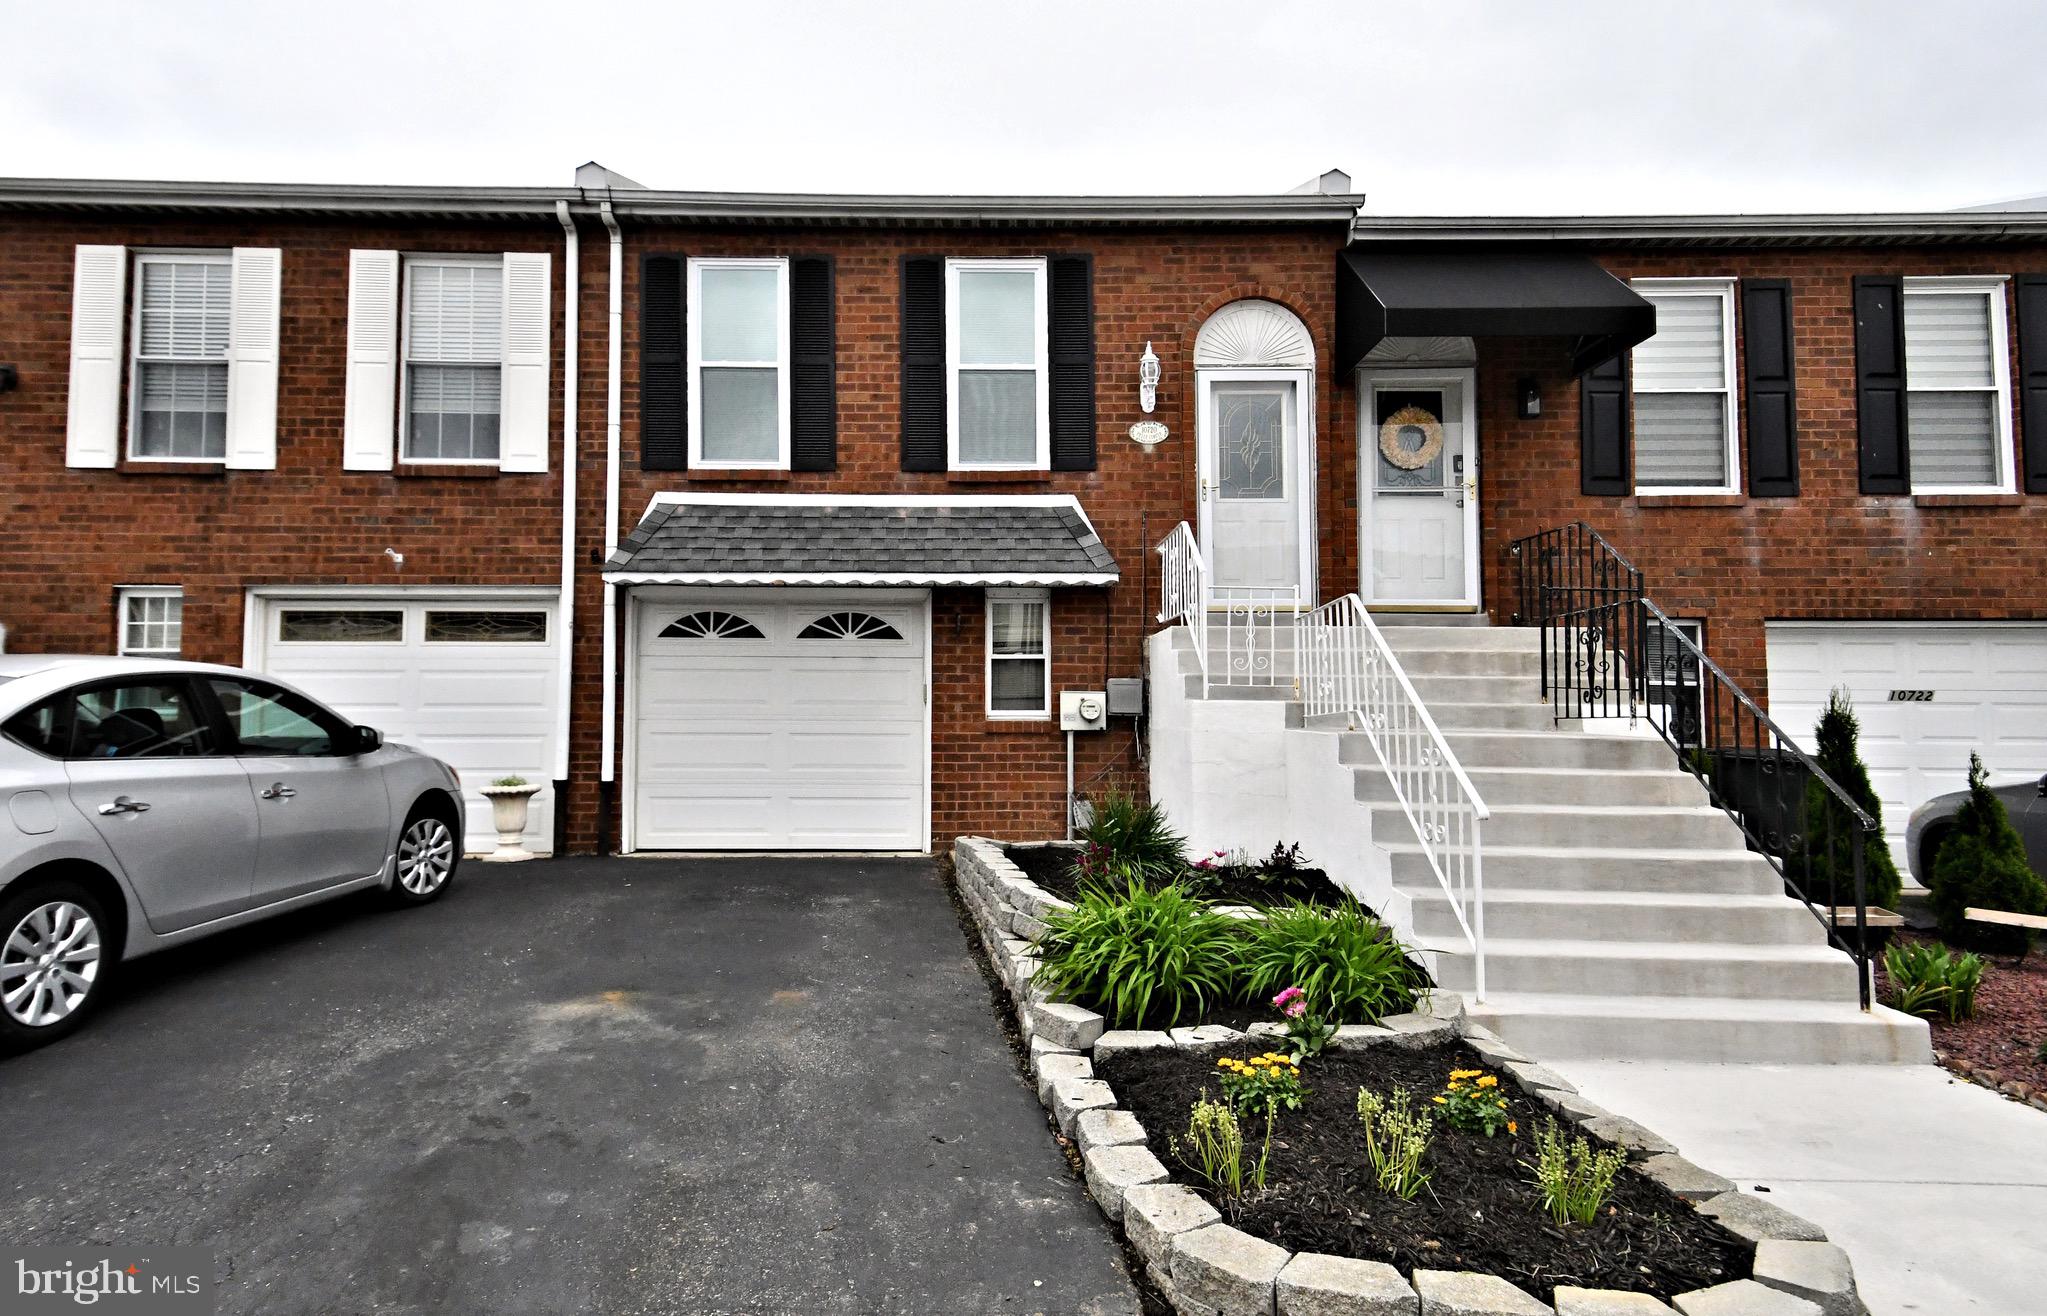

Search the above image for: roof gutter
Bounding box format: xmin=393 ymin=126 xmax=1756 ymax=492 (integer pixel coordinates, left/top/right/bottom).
xmin=1350 ymin=213 xmax=2047 ymax=246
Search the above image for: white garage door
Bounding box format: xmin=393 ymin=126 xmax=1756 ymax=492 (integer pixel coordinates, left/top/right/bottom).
xmin=1767 ymin=622 xmax=2047 ymax=865
xmin=251 ymin=593 xmax=561 ymax=852
xmin=631 ymin=592 xmax=927 ymax=851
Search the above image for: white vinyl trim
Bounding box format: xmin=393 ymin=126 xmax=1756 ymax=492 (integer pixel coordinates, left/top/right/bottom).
xmin=1629 ymin=278 xmax=1739 ymax=494
xmin=985 ymin=587 xmax=1052 ymax=720
xmin=1902 ymin=276 xmax=2015 ymax=494
xmin=604 ymin=570 xmax=1116 ymax=587
xmin=945 ymin=257 xmax=1050 ymax=471
xmin=66 ymin=244 xmax=128 ymax=469
xmin=686 ymin=256 xmax=791 ymax=470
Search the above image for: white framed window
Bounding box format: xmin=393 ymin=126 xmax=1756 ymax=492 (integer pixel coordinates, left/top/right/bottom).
xmin=1644 ymin=617 xmax=1705 ymax=748
xmin=1904 ymin=276 xmax=2014 ymax=493
xmin=947 ymin=258 xmax=1049 ymax=470
xmin=688 ymin=257 xmax=791 ymax=469
xmin=401 ymin=256 xmax=504 ymax=465
xmin=117 ymin=587 xmax=184 ymax=657
xmin=1630 ymin=278 xmax=1738 ymax=492
xmin=129 ymin=252 xmax=231 ymax=462
xmin=986 ymin=588 xmax=1051 ymax=719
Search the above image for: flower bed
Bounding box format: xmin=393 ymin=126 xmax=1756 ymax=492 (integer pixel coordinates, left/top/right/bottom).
xmin=1099 ymin=1038 xmax=1750 ymax=1302
xmin=1879 ymin=928 xmax=2047 ymax=1110
xmin=953 ymin=835 xmax=1873 ymax=1316
xmin=1005 ymin=840 xmax=1351 ymax=909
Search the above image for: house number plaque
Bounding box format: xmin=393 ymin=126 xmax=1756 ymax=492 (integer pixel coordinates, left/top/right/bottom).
xmin=1887 ymin=690 xmax=1934 ymax=702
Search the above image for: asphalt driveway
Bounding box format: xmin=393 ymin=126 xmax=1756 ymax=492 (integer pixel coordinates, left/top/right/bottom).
xmin=0 ymin=856 xmax=1140 ymax=1316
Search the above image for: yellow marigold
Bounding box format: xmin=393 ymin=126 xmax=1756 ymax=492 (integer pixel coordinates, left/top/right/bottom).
xmin=1477 ymin=1075 xmax=1499 ymax=1089
xmin=1432 ymin=1096 xmax=1448 ymax=1104
xmin=1508 ymin=1121 xmax=1519 ymax=1135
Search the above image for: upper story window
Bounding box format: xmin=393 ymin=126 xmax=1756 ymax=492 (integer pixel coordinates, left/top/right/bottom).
xmin=1630 ymin=279 xmax=1737 ymax=492
xmin=130 ymin=252 xmax=231 ymax=462
xmin=117 ymin=587 xmax=183 ymax=657
xmin=948 ymin=259 xmax=1049 ymax=470
xmin=1904 ymin=277 xmax=2013 ymax=492
xmin=689 ymin=257 xmax=790 ymax=468
xmin=403 ymin=257 xmax=503 ymax=465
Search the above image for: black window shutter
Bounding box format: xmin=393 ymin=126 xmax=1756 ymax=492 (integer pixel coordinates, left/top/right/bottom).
xmin=790 ymin=256 xmax=836 ymax=471
xmin=1048 ymin=254 xmax=1097 ymax=471
xmin=1741 ymin=279 xmax=1799 ymax=496
xmin=639 ymin=253 xmax=686 ymax=471
xmin=1580 ymin=352 xmax=1630 ymax=495
xmin=2017 ymin=274 xmax=2047 ymax=494
xmin=900 ymin=256 xmax=946 ymax=471
xmin=1853 ymin=274 xmax=1910 ymax=494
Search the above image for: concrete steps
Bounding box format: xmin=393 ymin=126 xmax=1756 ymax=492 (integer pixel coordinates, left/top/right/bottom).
xmin=1161 ymin=615 xmax=1930 ymax=1064
xmin=1464 ymin=992 xmax=1933 ymax=1065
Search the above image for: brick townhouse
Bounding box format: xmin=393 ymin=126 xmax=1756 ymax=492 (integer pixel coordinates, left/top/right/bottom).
xmin=2 ymin=168 xmax=2043 ymax=862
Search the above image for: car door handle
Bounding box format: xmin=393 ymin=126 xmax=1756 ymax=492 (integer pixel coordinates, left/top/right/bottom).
xmin=98 ymin=796 xmax=151 ymax=815
xmin=260 ymin=783 xmax=298 ymax=800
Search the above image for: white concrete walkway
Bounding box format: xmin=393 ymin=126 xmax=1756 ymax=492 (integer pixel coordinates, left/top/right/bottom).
xmin=1554 ymin=1060 xmax=2047 ymax=1315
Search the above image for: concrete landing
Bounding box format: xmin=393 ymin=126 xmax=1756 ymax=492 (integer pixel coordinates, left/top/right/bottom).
xmin=1554 ymin=1060 xmax=2047 ymax=1316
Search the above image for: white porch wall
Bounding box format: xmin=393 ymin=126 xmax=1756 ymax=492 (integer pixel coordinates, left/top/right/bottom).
xmin=1145 ymin=628 xmax=1405 ymax=932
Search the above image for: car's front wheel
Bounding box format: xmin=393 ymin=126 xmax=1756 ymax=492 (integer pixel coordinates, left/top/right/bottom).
xmin=389 ymin=805 xmax=460 ymax=906
xmin=0 ymin=878 xmax=113 ymax=1054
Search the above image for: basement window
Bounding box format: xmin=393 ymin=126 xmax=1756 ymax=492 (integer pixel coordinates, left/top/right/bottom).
xmin=986 ymin=589 xmax=1051 ymax=720
xmin=117 ymin=587 xmax=184 ymax=657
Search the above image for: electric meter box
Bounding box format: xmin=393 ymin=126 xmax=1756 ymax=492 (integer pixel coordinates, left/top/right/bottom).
xmin=1060 ymin=690 xmax=1108 ymax=732
xmin=1105 ymin=677 xmax=1145 ymax=717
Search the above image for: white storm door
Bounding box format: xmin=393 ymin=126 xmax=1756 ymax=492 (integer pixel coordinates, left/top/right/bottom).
xmin=1199 ymin=371 xmax=1306 ymax=594
xmin=1363 ymin=371 xmax=1478 ymax=607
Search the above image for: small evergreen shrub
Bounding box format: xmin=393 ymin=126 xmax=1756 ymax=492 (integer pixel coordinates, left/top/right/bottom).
xmin=1800 ymin=688 xmax=1902 ymax=911
xmin=1239 ymin=900 xmax=1424 ymax=1024
xmin=1929 ymin=754 xmax=2047 ymax=950
xmin=1033 ymin=880 xmax=1244 ymax=1029
xmin=1074 ymin=791 xmax=1187 ymax=887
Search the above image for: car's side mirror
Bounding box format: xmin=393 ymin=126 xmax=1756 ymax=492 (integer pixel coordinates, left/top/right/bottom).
xmin=2037 ymin=772 xmax=2046 ymax=798
xmin=350 ymin=726 xmax=384 ymax=755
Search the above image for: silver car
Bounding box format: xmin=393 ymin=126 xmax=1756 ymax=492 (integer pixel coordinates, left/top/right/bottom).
xmin=1905 ymin=771 xmax=2047 ymax=885
xmin=0 ymin=655 xmax=466 ymax=1052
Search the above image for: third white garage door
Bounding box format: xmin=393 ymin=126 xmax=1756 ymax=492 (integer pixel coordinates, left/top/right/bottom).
xmin=630 ymin=591 xmax=928 ymax=851
xmin=1767 ymin=622 xmax=2047 ymax=865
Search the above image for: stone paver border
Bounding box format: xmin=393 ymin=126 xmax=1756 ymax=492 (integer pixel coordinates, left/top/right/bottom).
xmin=955 ymin=837 xmax=1872 ymax=1316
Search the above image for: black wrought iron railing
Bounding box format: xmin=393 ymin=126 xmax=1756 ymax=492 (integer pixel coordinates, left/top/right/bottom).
xmin=1510 ymin=522 xmax=1880 ymax=1010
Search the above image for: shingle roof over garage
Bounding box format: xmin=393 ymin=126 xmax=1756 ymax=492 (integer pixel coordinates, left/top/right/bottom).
xmin=601 ymin=495 xmax=1119 ymax=587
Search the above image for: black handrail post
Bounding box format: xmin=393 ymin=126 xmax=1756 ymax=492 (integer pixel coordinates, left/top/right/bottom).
xmin=1852 ymin=825 xmax=1870 ymax=1011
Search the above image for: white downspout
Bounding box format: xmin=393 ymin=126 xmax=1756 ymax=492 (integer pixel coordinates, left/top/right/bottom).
xmin=599 ymin=202 xmax=623 ymax=814
xmin=552 ymin=201 xmax=578 ymax=796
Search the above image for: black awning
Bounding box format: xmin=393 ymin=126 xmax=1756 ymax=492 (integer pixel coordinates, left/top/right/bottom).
xmin=1336 ymin=247 xmax=1656 ymax=377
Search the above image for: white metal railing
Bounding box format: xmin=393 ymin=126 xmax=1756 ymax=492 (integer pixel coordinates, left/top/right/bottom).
xmin=1300 ymin=594 xmax=1490 ymax=999
xmin=1156 ymin=522 xmax=1209 ymax=689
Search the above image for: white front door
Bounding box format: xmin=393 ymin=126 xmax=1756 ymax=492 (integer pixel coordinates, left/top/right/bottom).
xmin=1198 ymin=370 xmax=1310 ymax=595
xmin=630 ymin=591 xmax=929 ymax=852
xmin=1362 ymin=370 xmax=1479 ymax=608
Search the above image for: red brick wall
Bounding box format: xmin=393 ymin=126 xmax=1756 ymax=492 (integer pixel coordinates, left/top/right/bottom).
xmin=566 ymin=224 xmax=1349 ymax=850
xmin=0 ymin=214 xmax=571 ymax=669
xmin=1464 ymin=245 xmax=2047 ymax=706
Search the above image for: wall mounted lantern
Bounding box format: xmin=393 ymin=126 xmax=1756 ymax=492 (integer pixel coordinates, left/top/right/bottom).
xmin=1516 ymin=378 xmax=1542 ymax=419
xmin=1138 ymin=341 xmax=1160 ymax=414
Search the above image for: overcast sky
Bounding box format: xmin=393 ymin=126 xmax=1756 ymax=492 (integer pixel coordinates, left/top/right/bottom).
xmin=4 ymin=0 xmax=2043 ymax=213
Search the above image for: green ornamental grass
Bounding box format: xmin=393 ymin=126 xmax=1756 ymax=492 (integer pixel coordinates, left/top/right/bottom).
xmin=1033 ymin=880 xmax=1244 ymax=1029
xmin=1240 ymin=900 xmax=1422 ymax=1024
xmin=1075 ymin=790 xmax=1188 ymax=887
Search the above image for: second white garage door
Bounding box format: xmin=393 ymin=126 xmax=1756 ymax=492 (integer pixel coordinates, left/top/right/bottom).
xmin=631 ymin=592 xmax=928 ymax=851
xmin=1767 ymin=622 xmax=2047 ymax=865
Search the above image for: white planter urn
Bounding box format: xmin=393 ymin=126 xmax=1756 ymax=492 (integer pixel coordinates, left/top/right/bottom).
xmin=478 ymin=783 xmax=543 ymax=863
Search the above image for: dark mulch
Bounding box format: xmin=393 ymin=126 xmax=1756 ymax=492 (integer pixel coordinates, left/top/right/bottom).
xmin=1877 ymin=929 xmax=2047 ymax=1096
xmin=1004 ymin=843 xmax=1351 ymax=909
xmin=1097 ymin=1039 xmax=1750 ymax=1304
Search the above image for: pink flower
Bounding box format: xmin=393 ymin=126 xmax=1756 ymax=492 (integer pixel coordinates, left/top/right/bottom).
xmin=1271 ymin=986 xmax=1305 ymax=1011
xmin=1283 ymin=999 xmax=1307 ymax=1019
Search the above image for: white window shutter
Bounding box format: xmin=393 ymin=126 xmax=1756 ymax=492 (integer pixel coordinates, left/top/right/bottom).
xmin=499 ymin=251 xmax=552 ymax=473
xmin=65 ymin=244 xmax=127 ymax=468
xmin=343 ymin=250 xmax=401 ymax=471
xmin=224 ymin=247 xmax=282 ymax=469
